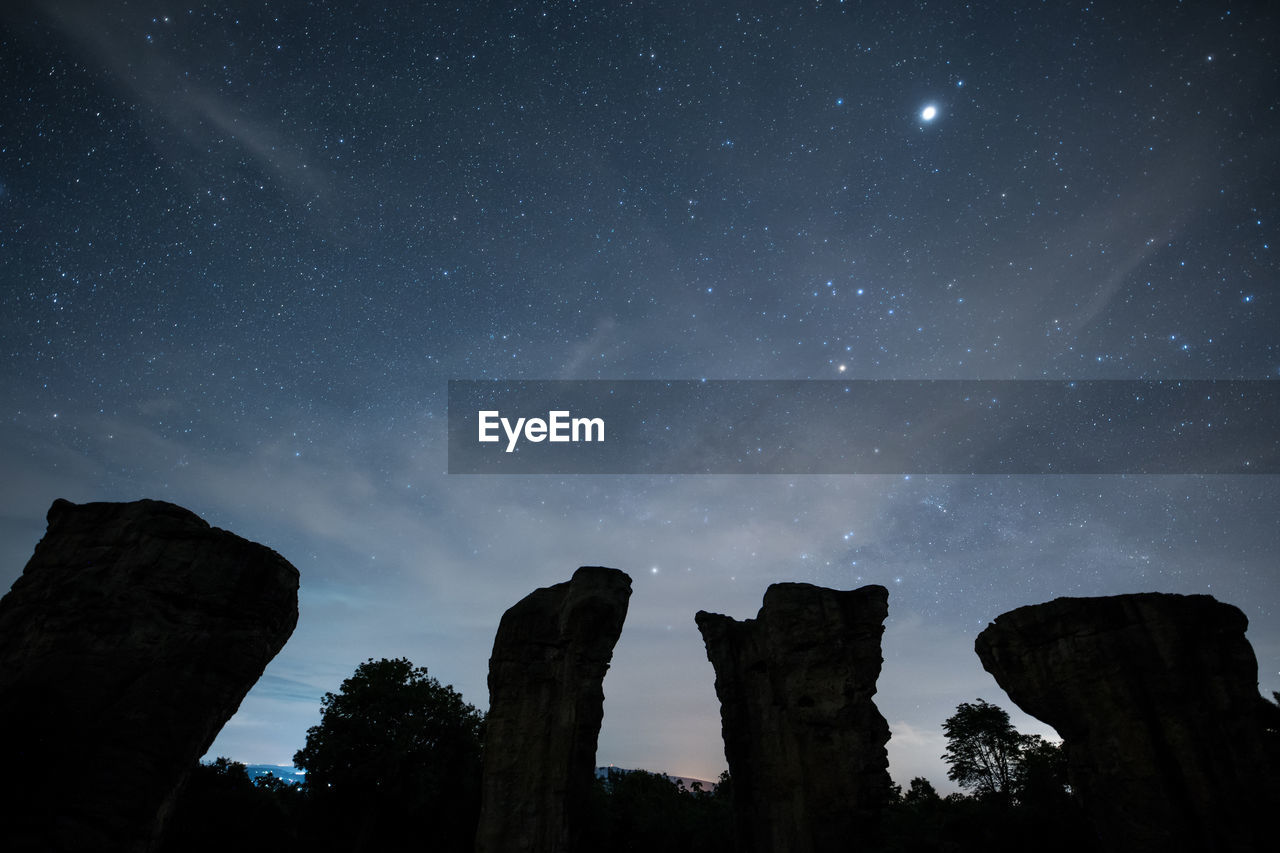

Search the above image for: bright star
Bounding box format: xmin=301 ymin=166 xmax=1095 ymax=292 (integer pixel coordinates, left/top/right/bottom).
xmin=920 ymin=105 xmax=938 ymax=122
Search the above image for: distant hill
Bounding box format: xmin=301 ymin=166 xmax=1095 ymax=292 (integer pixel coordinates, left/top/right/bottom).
xmin=244 ymin=764 xmax=305 ymax=785
xmin=238 ymin=763 xmax=714 ymax=792
xmin=596 ymin=765 xmax=716 ymax=792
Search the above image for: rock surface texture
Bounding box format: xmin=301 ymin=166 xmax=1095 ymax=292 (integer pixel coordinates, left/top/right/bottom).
xmin=695 ymin=583 xmax=891 ymax=853
xmin=976 ymin=593 xmax=1280 ymax=853
xmin=476 ymin=566 xmax=632 ymax=853
xmin=0 ymin=498 xmax=300 ymax=853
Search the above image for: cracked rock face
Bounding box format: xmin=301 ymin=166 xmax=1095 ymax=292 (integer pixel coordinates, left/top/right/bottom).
xmin=696 ymin=583 xmax=892 ymax=853
xmin=476 ymin=566 xmax=632 ymax=853
xmin=976 ymin=592 xmax=1280 ymax=853
xmin=0 ymin=498 xmax=300 ymax=853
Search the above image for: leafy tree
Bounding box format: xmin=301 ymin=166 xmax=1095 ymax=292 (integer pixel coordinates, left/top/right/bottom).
xmin=1014 ymin=735 xmax=1069 ymax=806
xmin=903 ymin=776 xmax=941 ymax=806
xmin=1263 ymin=691 xmax=1280 ymax=737
xmin=252 ymin=770 xmax=297 ymax=795
xmin=293 ymin=657 xmax=484 ymax=852
xmin=941 ymin=699 xmax=1025 ymax=805
xmin=882 ymin=716 xmax=1085 ymax=853
xmin=583 ymin=767 xmax=733 ymax=853
xmin=159 ymin=758 xmax=300 ymax=852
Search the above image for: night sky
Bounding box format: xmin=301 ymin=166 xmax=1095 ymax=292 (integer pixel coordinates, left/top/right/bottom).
xmin=2 ymin=1 xmax=1277 ymax=789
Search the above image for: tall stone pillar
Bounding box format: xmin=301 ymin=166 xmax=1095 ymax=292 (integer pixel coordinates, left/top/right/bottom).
xmin=696 ymin=583 xmax=891 ymax=853
xmin=476 ymin=566 xmax=632 ymax=853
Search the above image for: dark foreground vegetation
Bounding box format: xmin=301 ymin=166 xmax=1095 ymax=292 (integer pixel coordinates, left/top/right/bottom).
xmin=157 ymin=658 xmax=1113 ymax=852
xmin=162 ymin=755 xmax=1089 ymax=853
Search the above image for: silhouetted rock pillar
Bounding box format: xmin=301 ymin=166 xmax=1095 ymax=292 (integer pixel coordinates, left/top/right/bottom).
xmin=476 ymin=566 xmax=632 ymax=853
xmin=976 ymin=593 xmax=1280 ymax=853
xmin=0 ymin=498 xmax=300 ymax=853
xmin=695 ymin=583 xmax=892 ymax=853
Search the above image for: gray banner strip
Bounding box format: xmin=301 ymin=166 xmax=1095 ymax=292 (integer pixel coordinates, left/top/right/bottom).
xmin=447 ymin=380 xmax=1280 ymax=474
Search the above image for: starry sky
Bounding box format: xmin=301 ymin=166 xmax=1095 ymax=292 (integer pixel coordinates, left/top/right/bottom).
xmin=1 ymin=1 xmax=1277 ymax=789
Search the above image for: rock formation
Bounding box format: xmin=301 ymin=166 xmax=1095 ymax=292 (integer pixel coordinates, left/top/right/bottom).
xmin=695 ymin=583 xmax=892 ymax=853
xmin=476 ymin=566 xmax=632 ymax=853
xmin=976 ymin=593 xmax=1280 ymax=853
xmin=0 ymin=498 xmax=300 ymax=853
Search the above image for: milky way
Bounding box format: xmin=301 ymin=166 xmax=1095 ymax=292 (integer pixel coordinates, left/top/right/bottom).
xmin=1 ymin=1 xmax=1277 ymax=786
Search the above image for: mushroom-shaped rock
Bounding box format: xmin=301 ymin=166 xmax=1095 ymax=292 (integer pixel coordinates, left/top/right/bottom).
xmin=0 ymin=498 xmax=300 ymax=852
xmin=976 ymin=592 xmax=1280 ymax=852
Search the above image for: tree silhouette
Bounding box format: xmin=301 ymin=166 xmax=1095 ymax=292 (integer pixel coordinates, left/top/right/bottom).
xmin=293 ymin=657 xmax=484 ymax=852
xmin=159 ymin=758 xmax=300 ymax=851
xmin=903 ymin=776 xmax=941 ymax=805
xmin=583 ymin=767 xmax=733 ymax=853
xmin=941 ymin=699 xmax=1024 ymax=805
xmin=1014 ymin=735 xmax=1070 ymax=806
